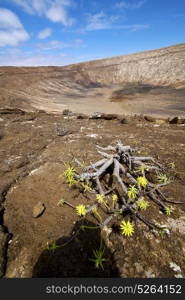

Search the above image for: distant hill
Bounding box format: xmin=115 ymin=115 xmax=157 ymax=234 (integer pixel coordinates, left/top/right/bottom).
xmin=0 ymin=43 xmax=185 ymax=116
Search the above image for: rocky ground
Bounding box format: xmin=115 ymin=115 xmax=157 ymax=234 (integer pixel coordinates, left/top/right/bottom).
xmin=0 ymin=109 xmax=185 ymax=278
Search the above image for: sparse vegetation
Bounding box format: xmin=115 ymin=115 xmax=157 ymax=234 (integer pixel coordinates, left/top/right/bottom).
xmin=120 ymin=220 xmax=135 ymax=237
xmin=46 ymin=241 xmax=61 ymax=252
xmin=157 ymin=173 xmax=168 ymax=184
xmin=62 ymin=140 xmax=185 ymax=245
xmin=89 ymin=240 xmax=108 ymax=270
xmin=136 ymin=198 xmax=150 ymax=210
xmin=76 ymin=204 xmax=87 ymax=217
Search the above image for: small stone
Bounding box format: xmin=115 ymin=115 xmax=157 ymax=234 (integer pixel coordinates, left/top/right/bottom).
xmin=169 ymin=262 xmax=181 ymax=272
xmin=86 ymin=133 xmax=99 ymax=138
xmin=120 ymin=118 xmax=129 ymax=124
xmin=89 ymin=112 xmax=104 ymax=119
xmin=175 ymin=274 xmax=183 ymax=278
xmin=0 ymin=118 xmax=4 ymax=122
xmin=32 ymin=202 xmax=45 ymax=218
xmin=155 ymin=239 xmax=161 ymax=243
xmin=134 ymin=262 xmax=144 ymax=273
xmin=145 ymin=268 xmax=155 ymax=278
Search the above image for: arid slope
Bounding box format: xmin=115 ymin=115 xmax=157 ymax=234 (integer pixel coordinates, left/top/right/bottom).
xmin=0 ymin=43 xmax=185 ymax=117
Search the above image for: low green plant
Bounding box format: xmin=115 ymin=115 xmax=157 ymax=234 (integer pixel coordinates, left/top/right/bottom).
xmin=64 ymin=164 xmax=76 ymax=179
xmin=164 ymin=206 xmax=172 ymax=216
xmin=46 ymin=241 xmax=61 ymax=252
xmin=136 ymin=198 xmax=150 ymax=210
xmin=157 ymin=173 xmax=168 ymax=184
xmin=89 ymin=242 xmax=108 ymax=270
xmin=81 ymin=181 xmax=92 ymax=192
xmin=63 ymin=164 xmax=78 ymax=186
xmin=127 ymin=185 xmax=138 ymax=199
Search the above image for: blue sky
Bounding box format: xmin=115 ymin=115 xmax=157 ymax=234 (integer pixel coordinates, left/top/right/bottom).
xmin=0 ymin=0 xmax=184 ymax=66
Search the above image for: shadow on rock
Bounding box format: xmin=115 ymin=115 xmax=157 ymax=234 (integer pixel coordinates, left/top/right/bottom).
xmin=32 ymin=219 xmax=119 ymax=277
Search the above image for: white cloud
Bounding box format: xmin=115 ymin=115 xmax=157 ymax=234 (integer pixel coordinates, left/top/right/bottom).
xmin=37 ymin=38 xmax=83 ymax=50
xmin=10 ymin=0 xmax=75 ymax=26
xmin=0 ymin=48 xmax=81 ymax=66
xmin=121 ymin=24 xmax=150 ymax=32
xmin=115 ymin=0 xmax=146 ymax=9
xmin=84 ymin=11 xmax=148 ymax=33
xmin=46 ymin=4 xmax=74 ymax=26
xmin=0 ymin=7 xmax=22 ymax=29
xmin=0 ymin=8 xmax=29 ymax=47
xmin=86 ymin=12 xmax=119 ymax=31
xmin=37 ymin=40 xmax=65 ymax=50
xmin=38 ymin=27 xmax=52 ymax=39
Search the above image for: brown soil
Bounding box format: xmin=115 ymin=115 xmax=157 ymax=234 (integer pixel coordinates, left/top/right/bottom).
xmin=0 ymin=44 xmax=185 ymax=278
xmin=0 ymin=110 xmax=185 ymax=278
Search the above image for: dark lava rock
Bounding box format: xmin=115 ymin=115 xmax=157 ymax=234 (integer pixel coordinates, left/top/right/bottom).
xmin=144 ymin=115 xmax=156 ymax=122
xmin=0 ymin=231 xmax=9 ymax=277
xmin=119 ymin=117 xmax=129 ymax=124
xmin=0 ymin=108 xmax=25 ymax=115
xmin=103 ymin=114 xmax=118 ymax=120
xmin=76 ymin=114 xmax=88 ymax=119
xmin=169 ymin=116 xmax=185 ymax=124
xmin=62 ymin=109 xmax=74 ymax=116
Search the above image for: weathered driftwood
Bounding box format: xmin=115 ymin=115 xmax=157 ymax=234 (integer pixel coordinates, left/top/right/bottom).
xmin=72 ymin=140 xmax=185 ymax=231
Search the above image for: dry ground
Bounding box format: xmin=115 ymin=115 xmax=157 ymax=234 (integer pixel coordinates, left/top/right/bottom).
xmin=0 ymin=110 xmax=185 ymax=278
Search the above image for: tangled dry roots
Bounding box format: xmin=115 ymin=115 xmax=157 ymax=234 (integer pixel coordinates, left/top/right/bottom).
xmin=74 ymin=140 xmax=185 ymax=231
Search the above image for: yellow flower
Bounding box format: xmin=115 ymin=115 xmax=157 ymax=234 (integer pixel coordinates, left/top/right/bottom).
xmin=67 ymin=176 xmax=78 ymax=186
xmin=81 ymin=182 xmax=92 ymax=192
xmin=96 ymin=194 xmax=104 ymax=203
xmin=96 ymin=194 xmax=109 ymax=209
xmin=112 ymin=194 xmax=118 ymax=202
xmin=137 ymin=176 xmax=148 ymax=187
xmin=136 ymin=198 xmax=149 ymax=210
xmin=76 ymin=204 xmax=87 ymax=216
xmin=64 ymin=166 xmax=76 ymax=179
xmin=120 ymin=220 xmax=134 ymax=237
